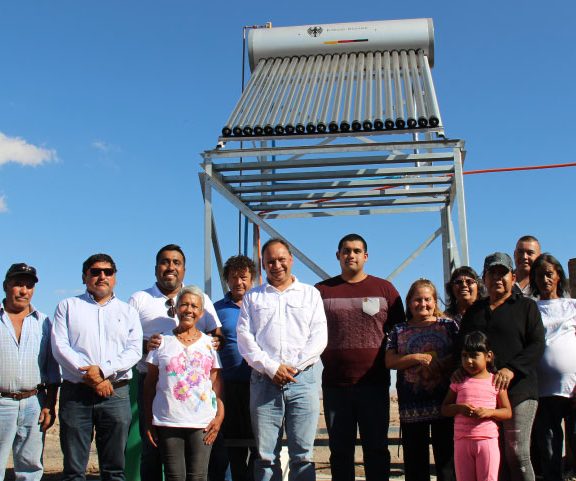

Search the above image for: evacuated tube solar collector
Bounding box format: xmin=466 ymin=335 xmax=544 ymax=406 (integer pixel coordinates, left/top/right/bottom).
xmin=222 ymin=18 xmax=443 ymax=138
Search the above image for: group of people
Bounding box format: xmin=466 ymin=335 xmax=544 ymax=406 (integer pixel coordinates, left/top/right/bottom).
xmin=0 ymin=234 xmax=574 ymax=481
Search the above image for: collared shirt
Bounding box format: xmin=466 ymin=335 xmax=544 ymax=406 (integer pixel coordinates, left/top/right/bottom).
xmin=0 ymin=304 xmax=60 ymax=391
xmin=237 ymin=277 xmax=328 ymax=379
xmin=52 ymin=291 xmax=143 ymax=383
xmin=214 ymin=292 xmax=251 ymax=382
xmin=129 ymin=284 xmax=222 ymax=373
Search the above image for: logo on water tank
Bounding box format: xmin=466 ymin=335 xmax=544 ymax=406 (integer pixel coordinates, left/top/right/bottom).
xmin=307 ymin=26 xmax=323 ymax=38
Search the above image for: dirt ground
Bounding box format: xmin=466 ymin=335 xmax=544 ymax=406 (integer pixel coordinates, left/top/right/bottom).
xmin=9 ymin=394 xmax=576 ymax=481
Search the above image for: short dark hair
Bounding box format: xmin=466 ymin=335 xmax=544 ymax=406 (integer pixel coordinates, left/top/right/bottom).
xmin=516 ymin=235 xmax=540 ymax=245
xmin=530 ymin=253 xmax=569 ymax=298
xmin=444 ymin=266 xmax=486 ymax=316
xmin=261 ymin=238 xmax=291 ymax=258
xmin=223 ymin=255 xmax=257 ymax=280
xmin=156 ymin=244 xmax=186 ymax=266
xmin=82 ymin=253 xmax=117 ymax=274
xmin=461 ymin=330 xmax=496 ymax=373
xmin=337 ymin=233 xmax=368 ymax=252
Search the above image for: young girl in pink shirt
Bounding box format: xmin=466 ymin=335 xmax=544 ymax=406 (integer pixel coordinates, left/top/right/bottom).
xmin=441 ymin=331 xmax=512 ymax=481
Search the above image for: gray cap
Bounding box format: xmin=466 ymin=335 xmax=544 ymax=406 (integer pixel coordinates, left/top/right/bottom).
xmin=483 ymin=252 xmax=513 ymax=274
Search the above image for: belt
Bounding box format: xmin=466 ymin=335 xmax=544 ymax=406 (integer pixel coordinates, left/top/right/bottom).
xmin=0 ymin=388 xmax=39 ymax=400
xmin=63 ymin=380 xmax=130 ymax=389
xmin=112 ymin=380 xmax=129 ymax=389
xmin=294 ymin=364 xmax=313 ymax=376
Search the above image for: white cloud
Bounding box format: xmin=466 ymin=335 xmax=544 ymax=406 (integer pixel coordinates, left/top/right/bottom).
xmin=0 ymin=195 xmax=7 ymax=213
xmin=0 ymin=132 xmax=56 ymax=166
xmin=91 ymin=140 xmax=119 ymax=153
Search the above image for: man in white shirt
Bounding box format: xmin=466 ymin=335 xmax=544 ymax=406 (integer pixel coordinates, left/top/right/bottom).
xmin=52 ymin=253 xmax=142 ymax=481
xmin=237 ymin=239 xmax=328 ymax=481
xmin=129 ymin=244 xmax=222 ymax=481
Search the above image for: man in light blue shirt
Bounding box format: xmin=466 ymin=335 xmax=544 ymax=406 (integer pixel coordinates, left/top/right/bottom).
xmin=0 ymin=263 xmax=60 ymax=481
xmin=52 ymin=253 xmax=142 ymax=481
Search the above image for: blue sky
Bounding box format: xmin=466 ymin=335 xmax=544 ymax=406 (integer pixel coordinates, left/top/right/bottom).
xmin=1 ymin=1 xmax=574 ymax=315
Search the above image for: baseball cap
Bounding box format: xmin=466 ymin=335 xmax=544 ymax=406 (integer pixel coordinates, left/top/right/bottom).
xmin=483 ymin=252 xmax=513 ymax=274
xmin=4 ymin=263 xmax=39 ymax=283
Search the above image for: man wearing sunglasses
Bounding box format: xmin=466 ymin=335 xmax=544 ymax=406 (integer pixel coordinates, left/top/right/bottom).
xmin=0 ymin=263 xmax=60 ymax=481
xmin=52 ymin=253 xmax=143 ymax=481
xmin=128 ymin=244 xmax=222 ymax=481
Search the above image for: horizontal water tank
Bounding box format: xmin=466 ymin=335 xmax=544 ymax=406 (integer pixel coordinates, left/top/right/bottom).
xmin=248 ymin=18 xmax=434 ymax=71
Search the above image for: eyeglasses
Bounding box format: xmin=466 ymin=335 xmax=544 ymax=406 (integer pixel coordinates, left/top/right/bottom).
xmin=165 ymin=298 xmax=176 ymax=318
xmin=88 ymin=268 xmax=115 ymax=277
xmin=452 ymin=278 xmax=476 ymax=287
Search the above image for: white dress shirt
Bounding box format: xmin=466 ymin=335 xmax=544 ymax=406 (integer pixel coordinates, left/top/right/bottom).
xmin=52 ymin=292 xmax=143 ymax=383
xmin=129 ymin=284 xmax=222 ymax=373
xmin=237 ymin=277 xmax=328 ymax=379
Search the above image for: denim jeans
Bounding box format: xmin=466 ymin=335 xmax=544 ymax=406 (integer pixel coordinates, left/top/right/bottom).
xmin=250 ymin=365 xmax=319 ymax=481
xmin=500 ymin=399 xmax=538 ymax=481
xmin=156 ymin=427 xmax=212 ymax=481
xmin=323 ymin=384 xmax=390 ymax=481
xmin=59 ymin=381 xmax=132 ymax=481
xmin=400 ymin=418 xmax=455 ymax=481
xmin=137 ymin=372 xmax=163 ymax=481
xmin=0 ymin=394 xmax=44 ymax=481
xmin=533 ymin=396 xmax=575 ymax=481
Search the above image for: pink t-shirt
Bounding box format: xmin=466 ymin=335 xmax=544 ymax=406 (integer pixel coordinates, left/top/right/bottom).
xmin=450 ymin=374 xmax=499 ymax=440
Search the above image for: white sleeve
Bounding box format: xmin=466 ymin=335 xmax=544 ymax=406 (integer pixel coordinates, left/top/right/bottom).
xmin=236 ymin=295 xmax=280 ymax=379
xmin=198 ymin=293 xmax=222 ymax=333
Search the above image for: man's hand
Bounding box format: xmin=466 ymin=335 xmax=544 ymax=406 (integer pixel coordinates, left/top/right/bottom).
xmin=95 ymin=379 xmax=115 ymax=398
xmin=272 ymin=364 xmax=298 ymax=386
xmin=147 ymin=334 xmax=162 ymax=352
xmin=211 ymin=335 xmax=222 ymax=351
xmin=80 ymin=365 xmax=105 ymax=387
xmin=493 ymin=368 xmax=514 ymax=391
xmin=38 ymin=407 xmax=56 ymax=432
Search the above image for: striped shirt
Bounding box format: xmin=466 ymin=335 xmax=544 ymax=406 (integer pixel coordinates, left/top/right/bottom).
xmin=0 ymin=304 xmax=60 ymax=392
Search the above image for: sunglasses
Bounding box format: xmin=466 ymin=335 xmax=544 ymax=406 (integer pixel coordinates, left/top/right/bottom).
xmin=452 ymin=278 xmax=476 ymax=287
xmin=165 ymin=298 xmax=176 ymax=318
xmin=88 ymin=268 xmax=115 ymax=277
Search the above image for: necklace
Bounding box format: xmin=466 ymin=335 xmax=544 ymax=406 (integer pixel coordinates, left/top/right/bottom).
xmin=176 ymin=328 xmax=200 ymax=344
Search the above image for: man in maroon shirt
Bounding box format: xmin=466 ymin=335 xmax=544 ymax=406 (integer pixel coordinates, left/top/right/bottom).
xmin=315 ymin=233 xmax=405 ymax=481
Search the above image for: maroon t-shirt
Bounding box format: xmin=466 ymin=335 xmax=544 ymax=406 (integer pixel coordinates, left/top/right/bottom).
xmin=315 ymin=275 xmax=405 ymax=387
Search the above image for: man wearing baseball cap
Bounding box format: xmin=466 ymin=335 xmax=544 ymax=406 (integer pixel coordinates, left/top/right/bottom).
xmin=0 ymin=263 xmax=60 ymax=480
xmin=459 ymin=252 xmax=544 ymax=481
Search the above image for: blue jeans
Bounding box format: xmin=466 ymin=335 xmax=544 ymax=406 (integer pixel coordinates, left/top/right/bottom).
xmin=137 ymin=372 xmax=163 ymax=481
xmin=500 ymin=399 xmax=538 ymax=481
xmin=250 ymin=365 xmax=319 ymax=481
xmin=0 ymin=394 xmax=44 ymax=481
xmin=323 ymin=384 xmax=390 ymax=481
xmin=533 ymin=396 xmax=575 ymax=481
xmin=59 ymin=381 xmax=132 ymax=481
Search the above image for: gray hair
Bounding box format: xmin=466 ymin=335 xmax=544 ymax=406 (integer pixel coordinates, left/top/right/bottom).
xmin=176 ymin=284 xmax=205 ymax=311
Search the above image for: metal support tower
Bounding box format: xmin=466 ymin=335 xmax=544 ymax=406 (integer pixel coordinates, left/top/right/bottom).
xmin=200 ymin=131 xmax=468 ymax=297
